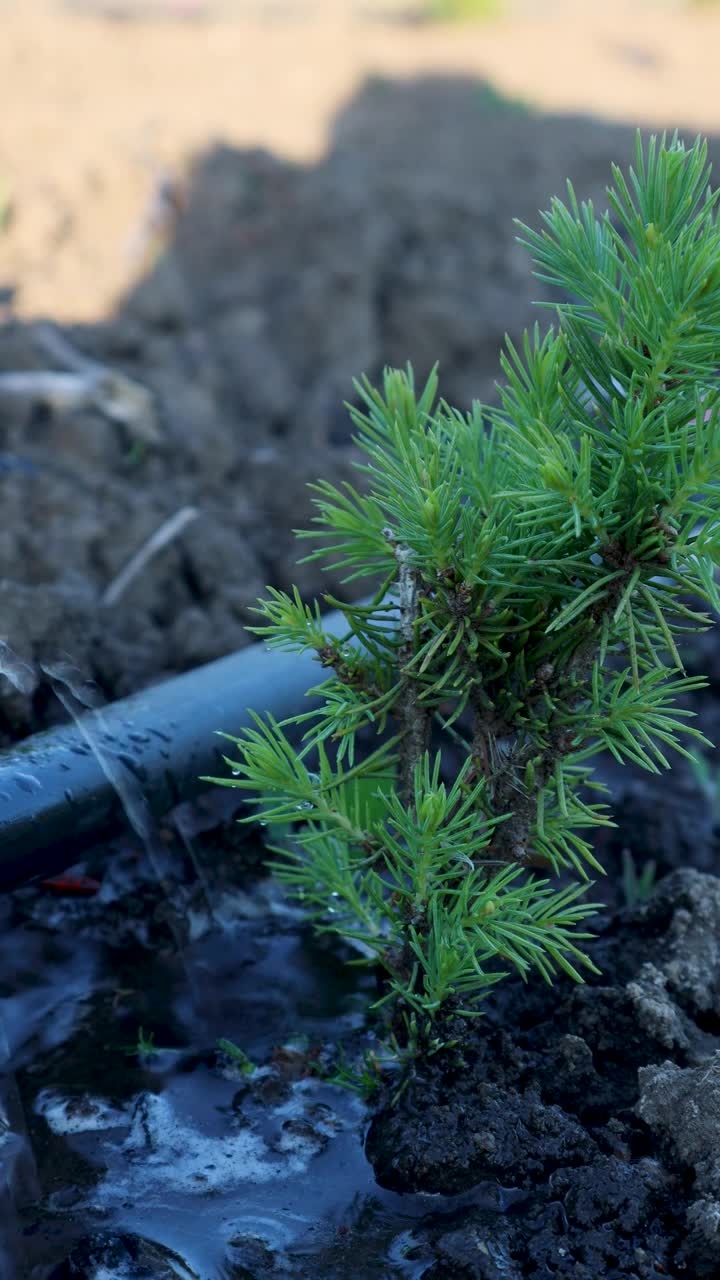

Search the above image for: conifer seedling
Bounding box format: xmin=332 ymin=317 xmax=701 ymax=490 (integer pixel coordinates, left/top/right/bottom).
xmin=211 ymin=133 xmax=720 ymax=1062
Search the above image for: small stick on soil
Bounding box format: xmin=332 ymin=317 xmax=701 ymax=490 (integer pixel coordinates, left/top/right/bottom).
xmin=102 ymin=506 xmax=200 ymax=607
xmin=32 ymin=323 xmax=104 ymax=374
xmin=125 ymin=172 xmax=184 ymax=267
xmin=0 ymin=321 xmax=161 ymax=444
xmin=0 ymin=370 xmax=156 ymax=442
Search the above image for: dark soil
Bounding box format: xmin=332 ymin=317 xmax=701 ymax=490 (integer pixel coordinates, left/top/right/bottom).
xmin=3 ymin=770 xmax=720 ymax=1278
xmin=1 ymin=77 xmax=696 ymax=740
xmin=366 ymin=859 xmax=720 ymax=1277
xmin=3 ymin=74 xmax=720 ymax=1280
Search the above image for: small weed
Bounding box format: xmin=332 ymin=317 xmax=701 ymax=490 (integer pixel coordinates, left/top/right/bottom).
xmin=0 ymin=181 xmax=11 ymax=235
xmin=122 ymin=440 xmax=148 ymax=469
xmin=621 ymin=848 xmax=657 ymax=907
xmin=216 ymin=1038 xmax=256 ymax=1075
xmin=115 ymin=1026 xmax=164 ymax=1058
xmin=323 ymin=1048 xmax=390 ymax=1100
xmin=422 ymin=0 xmax=502 ymax=18
xmin=476 ymin=82 xmax=532 ymax=116
xmin=688 ymin=749 xmax=720 ymax=820
xmin=425 ymin=0 xmax=503 ymax=18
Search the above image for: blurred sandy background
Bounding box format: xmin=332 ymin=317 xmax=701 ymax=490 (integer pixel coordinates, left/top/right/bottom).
xmin=2 ymin=0 xmax=720 ymax=319
xmin=1 ymin=0 xmax=720 ymax=725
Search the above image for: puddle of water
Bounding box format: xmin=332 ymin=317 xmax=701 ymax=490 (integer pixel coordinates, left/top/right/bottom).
xmin=63 ymin=1068 xmax=374 ymax=1275
xmin=2 ymin=833 xmax=374 ymax=1276
xmin=22 ymin=1050 xmax=453 ymax=1278
xmin=0 ymin=1072 xmax=42 ymax=1278
xmin=1 ymin=868 xmax=457 ymax=1279
xmin=1 ymin=937 xmax=99 ymax=1069
xmin=0 ymin=757 xmax=516 ymax=1278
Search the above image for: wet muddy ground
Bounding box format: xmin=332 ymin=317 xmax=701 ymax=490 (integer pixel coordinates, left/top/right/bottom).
xmin=4 ymin=755 xmax=720 ymax=1279
xmin=3 ymin=60 xmax=720 ymax=1280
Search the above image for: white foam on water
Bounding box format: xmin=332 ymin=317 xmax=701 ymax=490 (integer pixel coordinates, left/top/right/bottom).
xmin=92 ymin=1263 xmax=198 ymax=1280
xmin=272 ymin=1085 xmax=345 ymax=1146
xmin=275 ymin=1076 xmax=359 ymax=1127
xmin=273 ymin=1123 xmax=325 ymax=1160
xmin=91 ymin=1089 xmax=312 ymax=1205
xmin=35 ymin=1076 xmax=377 ymax=1278
xmin=34 ymin=1089 xmax=129 ymax=1134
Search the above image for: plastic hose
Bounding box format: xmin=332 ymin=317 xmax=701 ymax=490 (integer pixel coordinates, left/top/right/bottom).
xmin=0 ymin=603 xmax=363 ymax=890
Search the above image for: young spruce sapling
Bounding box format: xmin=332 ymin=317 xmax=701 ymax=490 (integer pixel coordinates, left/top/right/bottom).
xmin=211 ymin=133 xmax=720 ymax=1060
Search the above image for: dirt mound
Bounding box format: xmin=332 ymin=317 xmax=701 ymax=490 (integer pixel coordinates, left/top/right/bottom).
xmin=0 ymin=78 xmax=697 ymax=737
xmin=366 ymin=866 xmax=720 ymax=1277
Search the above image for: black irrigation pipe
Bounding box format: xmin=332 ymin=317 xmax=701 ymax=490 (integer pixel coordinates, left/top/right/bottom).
xmin=0 ymin=602 xmax=370 ymax=891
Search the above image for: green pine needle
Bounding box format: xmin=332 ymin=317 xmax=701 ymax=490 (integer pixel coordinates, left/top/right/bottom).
xmin=212 ymin=132 xmax=720 ymax=1060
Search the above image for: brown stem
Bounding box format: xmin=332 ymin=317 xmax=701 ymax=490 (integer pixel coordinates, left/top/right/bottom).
xmin=489 ymin=555 xmax=640 ymax=865
xmin=395 ymin=544 xmax=431 ymax=811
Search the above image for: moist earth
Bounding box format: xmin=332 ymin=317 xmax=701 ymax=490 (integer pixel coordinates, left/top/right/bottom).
xmin=4 ymin=776 xmax=720 ymax=1278
xmin=3 ymin=75 xmax=720 ymax=1280
xmin=366 ymin=861 xmax=720 ymax=1278
xmin=1 ymin=79 xmax=705 ymax=739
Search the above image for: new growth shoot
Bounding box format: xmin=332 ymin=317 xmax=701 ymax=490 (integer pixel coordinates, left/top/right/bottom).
xmin=212 ymin=133 xmax=720 ymax=1058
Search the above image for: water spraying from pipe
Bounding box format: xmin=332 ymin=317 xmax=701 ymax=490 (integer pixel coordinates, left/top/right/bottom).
xmin=0 ymin=597 xmax=384 ymax=891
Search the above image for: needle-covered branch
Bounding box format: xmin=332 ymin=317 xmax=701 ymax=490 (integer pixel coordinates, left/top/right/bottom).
xmin=211 ymin=132 xmax=720 ymax=1059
